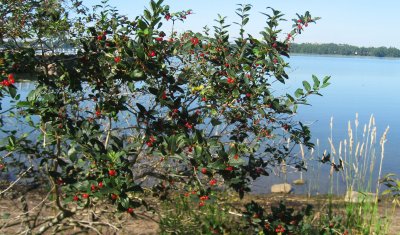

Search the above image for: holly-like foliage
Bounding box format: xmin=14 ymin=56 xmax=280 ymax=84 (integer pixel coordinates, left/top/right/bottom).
xmin=243 ymin=200 xmax=313 ymax=234
xmin=0 ymin=0 xmax=329 ymax=218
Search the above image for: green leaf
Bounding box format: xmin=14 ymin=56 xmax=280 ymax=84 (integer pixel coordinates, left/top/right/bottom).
xmin=136 ymin=103 xmax=147 ymax=113
xmin=294 ymin=88 xmax=304 ymax=98
xmin=321 ymin=82 xmax=330 ymax=88
xmin=312 ymin=75 xmax=320 ymax=89
xmin=211 ymin=118 xmax=222 ymax=126
xmin=130 ymin=69 xmax=145 ymax=80
xmin=323 ymin=76 xmax=331 ymax=84
xmin=302 ymin=81 xmax=311 ymax=92
xmin=232 ymin=89 xmax=240 ymax=98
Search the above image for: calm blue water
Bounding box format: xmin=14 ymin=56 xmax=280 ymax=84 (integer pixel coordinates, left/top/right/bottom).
xmin=254 ymin=54 xmax=400 ymax=194
xmin=291 ymin=55 xmax=400 ymax=172
xmin=1 ymin=55 xmax=399 ymax=194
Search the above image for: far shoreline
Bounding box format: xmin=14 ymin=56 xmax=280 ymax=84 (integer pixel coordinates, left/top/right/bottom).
xmin=290 ymin=52 xmax=400 ymax=60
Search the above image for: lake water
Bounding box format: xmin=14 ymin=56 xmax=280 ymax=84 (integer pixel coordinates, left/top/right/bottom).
xmin=1 ymin=55 xmax=399 ymax=195
xmin=253 ymin=54 xmax=400 ymax=194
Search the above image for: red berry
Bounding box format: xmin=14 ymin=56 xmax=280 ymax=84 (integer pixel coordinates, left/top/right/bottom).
xmin=185 ymin=122 xmax=193 ymax=129
xmin=162 ymin=91 xmax=167 ymax=99
xmin=227 ymin=77 xmax=235 ymax=84
xmin=82 ymin=193 xmax=89 ymax=199
xmin=108 ymin=169 xmax=117 ymax=177
xmin=114 ymin=56 xmax=121 ymax=63
xmin=97 ymin=35 xmax=103 ymax=41
xmin=209 ymin=179 xmax=217 ymax=186
xmin=98 ymin=182 xmax=104 ymax=188
xmin=234 ymin=154 xmax=239 ymax=160
xmin=191 ymin=37 xmax=199 ymax=46
xmin=95 ymin=109 xmax=101 ymax=117
xmin=201 ymin=97 xmax=207 ymax=102
xmin=246 ymin=93 xmax=251 ymax=98
xmin=272 ymin=43 xmax=277 ymax=48
xmin=8 ymin=74 xmax=15 ymax=83
xmin=127 ymin=207 xmax=134 ymax=214
xmin=2 ymin=80 xmax=10 ymax=86
xmin=91 ymin=184 xmax=96 ymax=191
xmin=73 ymin=195 xmax=79 ymax=201
xmin=225 ymin=166 xmax=233 ymax=171
xmin=148 ymin=51 xmax=156 ymax=57
xmin=165 ymin=13 xmax=171 ymax=21
xmin=199 ymin=201 xmax=205 ymax=207
xmin=273 ymin=58 xmax=278 ymax=64
xmin=155 ymin=37 xmax=163 ymax=42
xmin=188 ymin=146 xmax=193 ymax=152
xmin=111 ymin=193 xmax=118 ymax=200
xmin=201 ymin=168 xmax=207 ymax=174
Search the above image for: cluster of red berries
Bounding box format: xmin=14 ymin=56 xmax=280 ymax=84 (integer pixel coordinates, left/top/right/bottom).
xmin=91 ymin=181 xmax=104 ymax=192
xmin=209 ymin=178 xmax=217 ymax=186
xmin=97 ymin=31 xmax=107 ymax=41
xmin=0 ymin=74 xmax=15 ymax=87
xmin=199 ymin=195 xmax=209 ymax=207
xmin=297 ymin=18 xmax=309 ymax=29
xmin=164 ymin=10 xmax=192 ymax=21
xmin=146 ymin=135 xmax=156 ymax=147
xmin=275 ymin=224 xmax=285 ymax=233
xmin=73 ymin=193 xmax=90 ymax=201
xmin=191 ymin=37 xmax=199 ymax=46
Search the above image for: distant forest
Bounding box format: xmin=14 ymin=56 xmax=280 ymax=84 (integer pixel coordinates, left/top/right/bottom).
xmin=290 ymin=43 xmax=400 ymax=58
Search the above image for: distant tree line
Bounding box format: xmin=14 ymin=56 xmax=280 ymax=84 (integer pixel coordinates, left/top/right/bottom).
xmin=290 ymin=43 xmax=400 ymax=58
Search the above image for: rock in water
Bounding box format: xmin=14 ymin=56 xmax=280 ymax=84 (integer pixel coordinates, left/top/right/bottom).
xmin=271 ymin=183 xmax=292 ymax=193
xmin=293 ymin=179 xmax=305 ymax=185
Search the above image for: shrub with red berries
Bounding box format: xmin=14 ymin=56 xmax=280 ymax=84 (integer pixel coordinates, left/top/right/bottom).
xmin=0 ymin=0 xmax=328 ymax=232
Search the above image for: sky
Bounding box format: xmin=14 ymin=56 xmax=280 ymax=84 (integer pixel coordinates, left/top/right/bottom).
xmin=83 ymin=0 xmax=400 ymax=48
